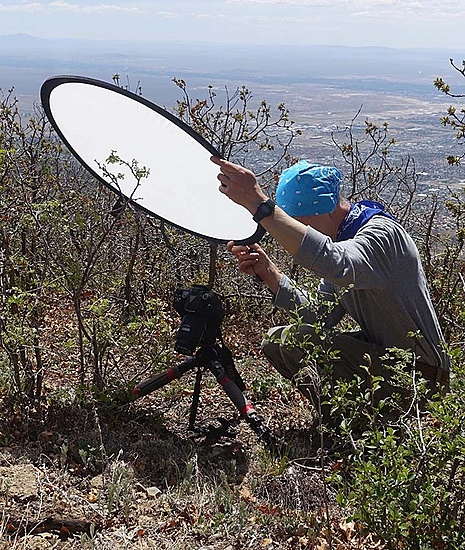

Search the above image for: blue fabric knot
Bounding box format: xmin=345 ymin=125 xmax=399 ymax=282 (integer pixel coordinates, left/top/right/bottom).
xmin=336 ymin=200 xmax=397 ymax=241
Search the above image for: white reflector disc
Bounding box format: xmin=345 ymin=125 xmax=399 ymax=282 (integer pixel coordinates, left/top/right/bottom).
xmin=41 ymin=76 xmax=265 ymax=244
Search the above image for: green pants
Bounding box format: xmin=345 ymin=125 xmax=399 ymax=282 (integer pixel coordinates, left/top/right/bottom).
xmin=261 ymin=324 xmax=441 ymax=425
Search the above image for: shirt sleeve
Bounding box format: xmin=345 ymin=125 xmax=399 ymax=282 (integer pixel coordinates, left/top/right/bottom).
xmin=292 ymin=221 xmax=399 ymax=290
xmin=273 ymin=274 xmax=346 ymax=328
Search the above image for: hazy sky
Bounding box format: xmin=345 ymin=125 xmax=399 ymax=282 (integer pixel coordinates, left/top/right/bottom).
xmin=0 ymin=0 xmax=464 ymax=49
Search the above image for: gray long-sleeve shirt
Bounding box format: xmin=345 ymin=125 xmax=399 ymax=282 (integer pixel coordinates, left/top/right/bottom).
xmin=274 ymin=215 xmax=450 ymax=370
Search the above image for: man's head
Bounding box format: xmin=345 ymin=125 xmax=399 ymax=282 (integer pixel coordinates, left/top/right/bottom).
xmin=276 ymin=160 xmax=342 ymax=217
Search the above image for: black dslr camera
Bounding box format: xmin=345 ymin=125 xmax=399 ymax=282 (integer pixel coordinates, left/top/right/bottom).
xmin=173 ymin=285 xmax=224 ymax=356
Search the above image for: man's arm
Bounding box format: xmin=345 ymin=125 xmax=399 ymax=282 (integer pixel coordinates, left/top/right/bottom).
xmin=212 ymin=156 xmax=308 ymax=256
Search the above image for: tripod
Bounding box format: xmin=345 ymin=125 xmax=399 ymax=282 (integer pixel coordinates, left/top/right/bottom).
xmin=131 ymin=342 xmax=273 ymax=446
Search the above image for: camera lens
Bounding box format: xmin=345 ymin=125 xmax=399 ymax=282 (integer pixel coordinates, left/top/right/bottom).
xmin=174 ymin=314 xmax=207 ymax=355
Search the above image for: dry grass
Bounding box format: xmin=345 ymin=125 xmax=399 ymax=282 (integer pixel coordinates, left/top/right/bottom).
xmin=0 ymin=353 xmax=386 ymax=549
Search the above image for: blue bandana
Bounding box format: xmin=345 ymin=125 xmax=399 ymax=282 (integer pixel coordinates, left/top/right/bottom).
xmin=336 ymin=200 xmax=397 ymax=241
xmin=277 ymin=160 xmax=342 ymax=216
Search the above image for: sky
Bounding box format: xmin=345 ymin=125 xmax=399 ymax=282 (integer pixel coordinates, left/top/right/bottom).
xmin=0 ymin=0 xmax=464 ymax=50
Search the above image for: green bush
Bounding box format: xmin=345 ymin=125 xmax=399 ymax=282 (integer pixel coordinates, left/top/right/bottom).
xmin=327 ymin=348 xmax=465 ymax=549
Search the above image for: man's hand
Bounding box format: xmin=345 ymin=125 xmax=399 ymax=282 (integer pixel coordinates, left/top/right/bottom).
xmin=212 ymin=156 xmax=309 ymax=258
xmin=211 ymin=156 xmax=268 ymax=214
xmin=227 ymin=242 xmax=282 ymax=295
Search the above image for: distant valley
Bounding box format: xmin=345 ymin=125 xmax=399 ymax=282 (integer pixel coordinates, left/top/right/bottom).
xmin=1 ymin=34 xmax=463 ymax=191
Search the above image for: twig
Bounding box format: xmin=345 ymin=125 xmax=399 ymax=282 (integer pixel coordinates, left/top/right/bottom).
xmin=5 ymin=515 xmax=101 ymax=539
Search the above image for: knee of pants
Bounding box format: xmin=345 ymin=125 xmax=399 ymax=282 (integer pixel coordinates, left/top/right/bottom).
xmin=261 ymin=329 xmax=281 ymax=363
xmin=260 ymin=326 xmax=299 ymax=381
xmin=261 ymin=325 xmax=285 ymax=354
xmin=266 ymin=323 xmax=321 ymax=347
xmin=261 ymin=323 xmax=323 ymax=356
xmin=262 ymin=325 xmax=318 ymax=382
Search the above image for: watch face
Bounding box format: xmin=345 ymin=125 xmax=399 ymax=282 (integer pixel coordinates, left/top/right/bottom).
xmin=254 ymin=200 xmax=275 ymax=222
xmin=260 ymin=203 xmax=273 ymax=216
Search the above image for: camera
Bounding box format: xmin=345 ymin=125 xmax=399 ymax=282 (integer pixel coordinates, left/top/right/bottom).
xmin=173 ymin=285 xmax=224 ymax=355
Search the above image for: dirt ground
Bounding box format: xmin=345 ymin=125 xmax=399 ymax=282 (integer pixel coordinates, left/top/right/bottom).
xmin=0 ymin=358 xmax=384 ymax=549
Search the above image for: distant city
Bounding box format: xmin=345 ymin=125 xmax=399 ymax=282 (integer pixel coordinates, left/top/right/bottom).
xmin=1 ymin=33 xmax=464 ymax=193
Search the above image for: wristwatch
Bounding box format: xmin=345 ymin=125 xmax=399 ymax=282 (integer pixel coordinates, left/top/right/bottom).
xmin=253 ymin=199 xmax=276 ymax=223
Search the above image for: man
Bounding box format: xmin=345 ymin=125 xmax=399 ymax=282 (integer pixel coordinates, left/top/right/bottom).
xmin=211 ymin=156 xmax=450 ymax=423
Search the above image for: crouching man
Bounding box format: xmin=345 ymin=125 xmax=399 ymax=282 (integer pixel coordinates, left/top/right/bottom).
xmin=211 ymin=156 xmax=450 ymax=426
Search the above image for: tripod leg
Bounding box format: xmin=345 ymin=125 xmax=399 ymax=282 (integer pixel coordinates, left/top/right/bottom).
xmin=207 ymin=358 xmax=273 ymax=444
xmin=188 ymin=367 xmax=203 ymax=432
xmin=132 ymin=358 xmax=196 ymax=399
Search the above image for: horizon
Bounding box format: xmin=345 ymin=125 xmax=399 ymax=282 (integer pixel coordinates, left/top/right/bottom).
xmin=1 ymin=31 xmax=462 ymax=119
xmin=1 ymin=32 xmax=461 ymax=80
xmin=0 ymin=31 xmax=461 ymax=52
xmin=0 ymin=0 xmax=464 ymax=50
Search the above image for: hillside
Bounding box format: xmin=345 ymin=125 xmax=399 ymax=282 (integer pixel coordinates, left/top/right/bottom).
xmin=1 ymin=40 xmax=465 ymax=548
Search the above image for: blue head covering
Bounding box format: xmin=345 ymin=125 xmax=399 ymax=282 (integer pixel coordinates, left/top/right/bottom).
xmin=276 ymin=160 xmax=342 ymax=216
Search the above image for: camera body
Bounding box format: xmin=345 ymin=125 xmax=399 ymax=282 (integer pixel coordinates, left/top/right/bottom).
xmin=173 ymin=285 xmax=224 ymax=355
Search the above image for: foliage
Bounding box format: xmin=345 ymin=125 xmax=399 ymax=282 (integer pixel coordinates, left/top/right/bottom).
xmin=172 ymin=78 xmax=300 ymax=185
xmin=1 ymin=69 xmax=465 ymax=549
xmin=429 ymin=65 xmax=465 ymax=339
xmin=331 ymin=108 xmax=419 ymax=227
xmin=276 ymin=290 xmax=465 ymax=548
xmin=327 ymin=350 xmax=465 ymax=549
xmin=0 ymin=88 xmax=190 ymax=399
xmin=420 ymin=187 xmax=465 ymax=343
xmin=434 ymin=57 xmax=465 ymax=165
